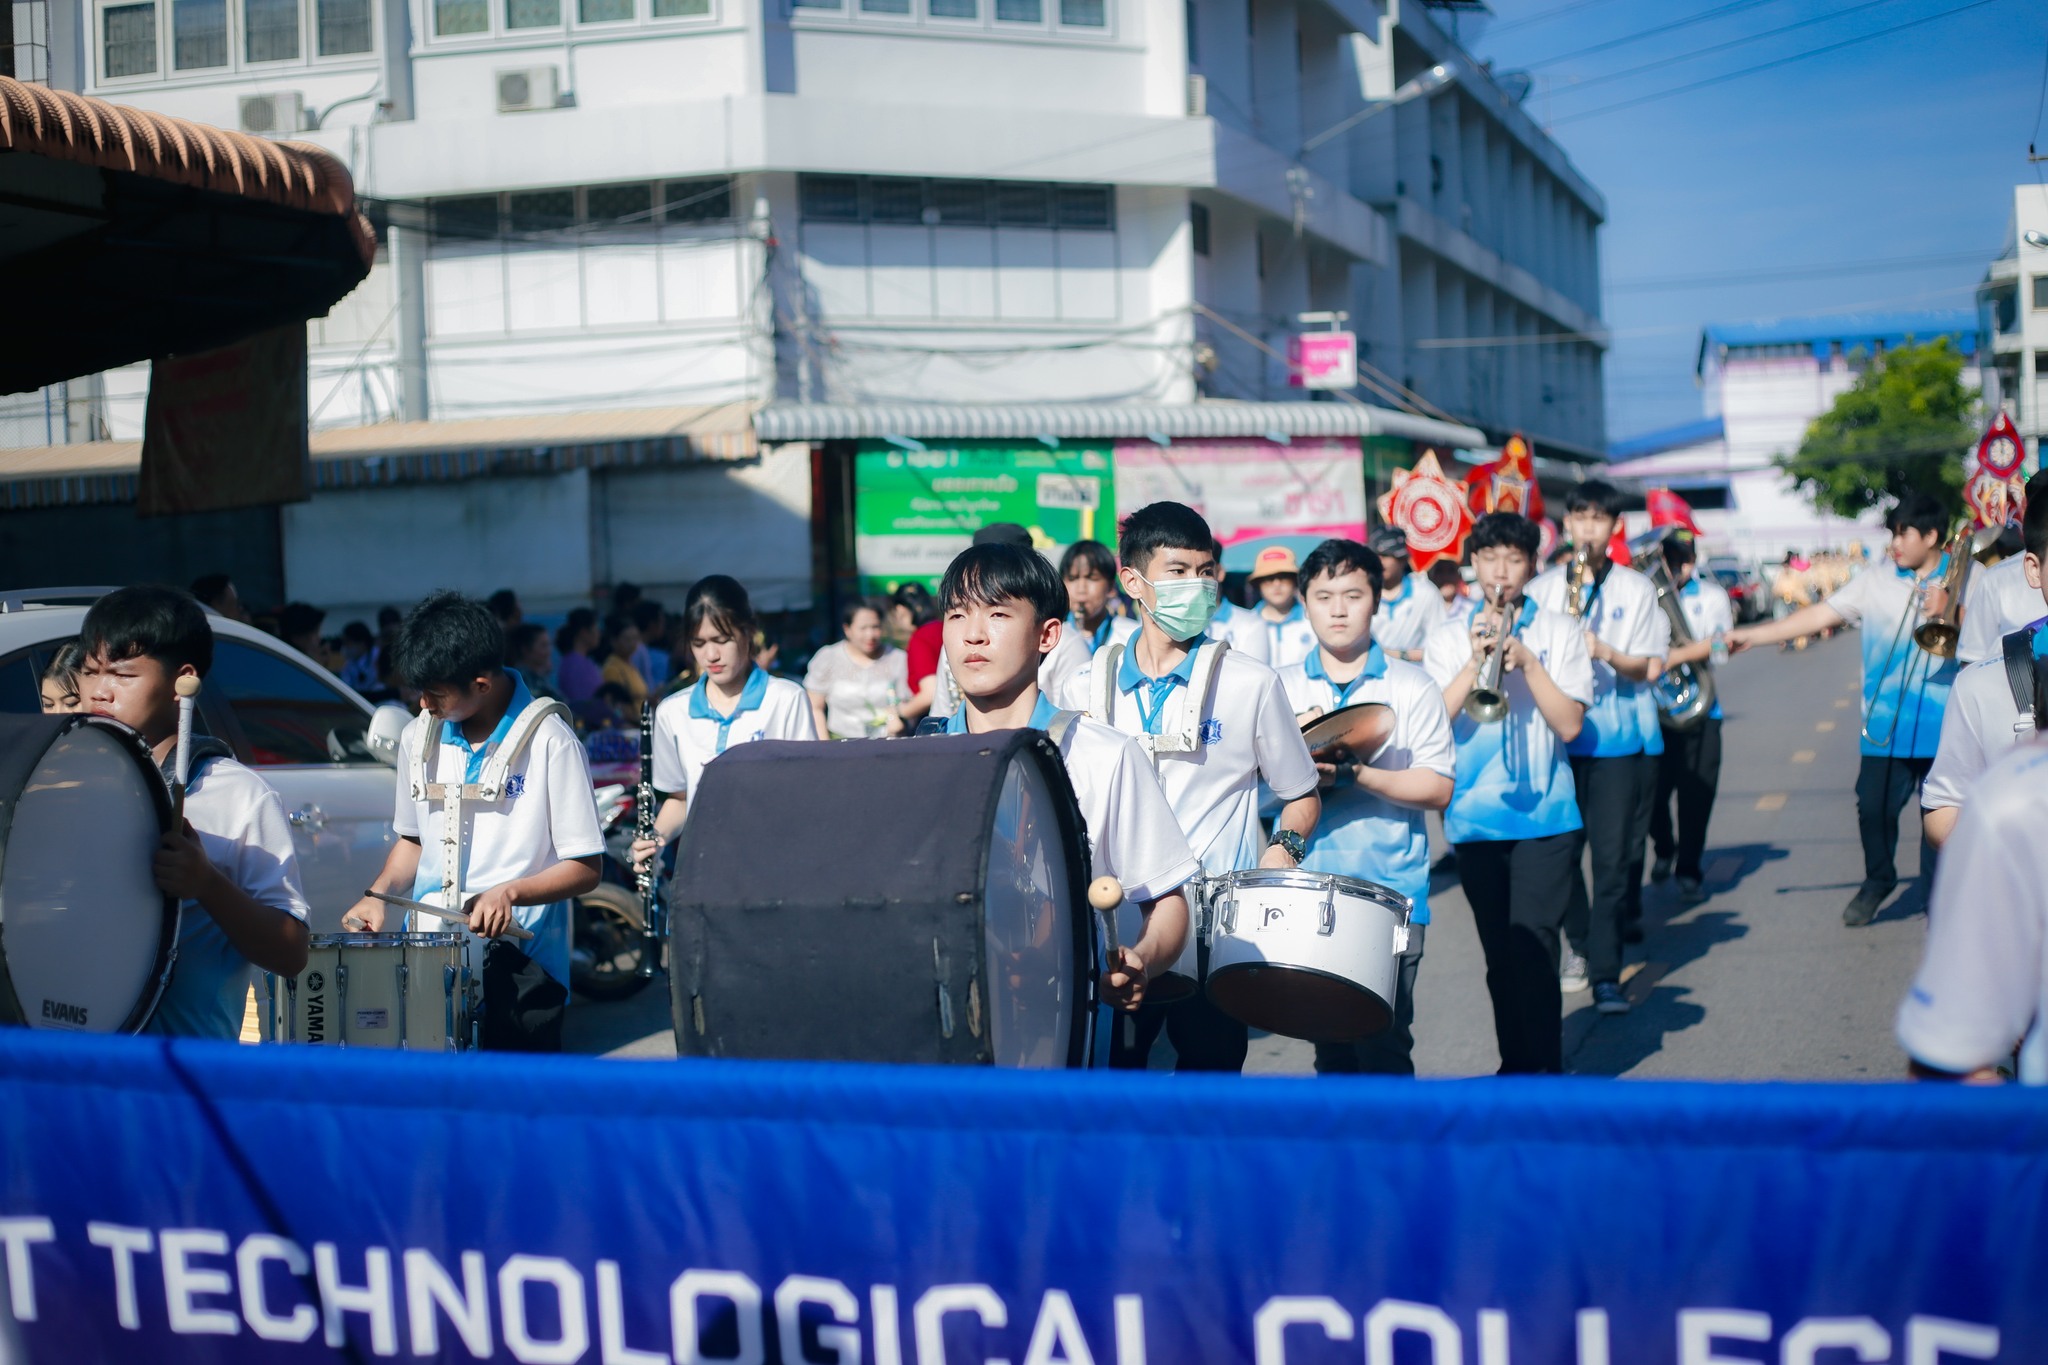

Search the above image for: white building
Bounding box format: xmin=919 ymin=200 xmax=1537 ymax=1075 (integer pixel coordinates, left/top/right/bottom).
xmin=1978 ymin=184 xmax=2048 ymax=457
xmin=1606 ymin=310 xmax=1988 ymax=565
xmin=0 ymin=0 xmax=1606 ymax=611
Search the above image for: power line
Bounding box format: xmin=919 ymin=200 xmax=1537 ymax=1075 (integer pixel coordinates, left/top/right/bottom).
xmin=1488 ymin=0 xmax=1623 ymax=37
xmin=1522 ymin=0 xmax=1782 ymax=70
xmin=1607 ymin=247 xmax=1993 ymax=293
xmin=1542 ymin=0 xmax=1907 ymax=97
xmin=1548 ymin=0 xmax=2005 ymax=126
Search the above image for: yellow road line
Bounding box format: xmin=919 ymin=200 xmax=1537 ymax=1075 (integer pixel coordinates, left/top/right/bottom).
xmin=1792 ymin=750 xmax=1816 ymax=764
xmin=1833 ymin=698 xmax=1851 ymax=709
xmin=1756 ymin=792 xmax=1787 ymax=811
xmin=1816 ymin=720 xmax=1836 ymax=733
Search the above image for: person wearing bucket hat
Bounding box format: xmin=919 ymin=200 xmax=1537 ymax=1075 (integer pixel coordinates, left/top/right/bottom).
xmin=1249 ymin=545 xmax=1316 ymax=669
xmin=1370 ymin=526 xmax=1436 ymax=664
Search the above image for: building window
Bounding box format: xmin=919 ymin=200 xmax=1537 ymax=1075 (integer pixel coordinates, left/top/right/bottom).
xmin=578 ymin=0 xmax=632 ymax=20
xmin=1058 ymin=0 xmax=1102 ymax=24
xmin=508 ymin=189 xmax=576 ymax=233
xmin=586 ymin=182 xmax=653 ymax=225
xmin=432 ymin=195 xmax=501 ymax=240
xmin=861 ymin=0 xmax=912 ymax=13
xmin=244 ymin=0 xmax=299 ymax=60
xmin=663 ymin=177 xmax=734 ymax=222
xmin=435 ymin=0 xmax=487 ymax=33
xmin=2034 ymin=276 xmax=2048 ymax=310
xmin=506 ymin=0 xmax=559 ymax=25
xmin=792 ymin=0 xmax=839 ymax=9
xmin=428 ymin=179 xmax=736 ymax=244
xmin=800 ymin=175 xmax=862 ymax=222
xmin=1054 ymin=184 xmax=1111 ymax=228
xmin=171 ymin=0 xmax=227 ymax=67
xmin=1190 ymin=201 xmax=1209 ymax=256
xmin=798 ymin=174 xmax=1115 ymax=231
xmin=929 ymin=0 xmax=975 ymax=17
xmin=994 ymin=182 xmax=1051 ymax=226
xmin=929 ymin=179 xmax=987 ymax=224
xmin=993 ymin=0 xmax=1038 ymax=17
xmin=795 ymin=0 xmax=1108 ymax=32
xmin=651 ymin=0 xmax=709 ymax=16
xmin=101 ymin=0 xmax=158 ymax=74
xmin=317 ymin=0 xmax=371 ymax=51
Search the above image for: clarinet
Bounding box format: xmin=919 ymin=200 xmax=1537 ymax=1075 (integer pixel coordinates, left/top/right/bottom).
xmin=636 ymin=701 xmax=663 ymax=979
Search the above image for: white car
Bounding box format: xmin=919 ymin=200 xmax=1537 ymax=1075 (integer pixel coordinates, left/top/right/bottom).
xmin=0 ymin=592 xmax=398 ymax=932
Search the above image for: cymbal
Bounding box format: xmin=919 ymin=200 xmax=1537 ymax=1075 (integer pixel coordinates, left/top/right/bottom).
xmin=1300 ymin=701 xmax=1395 ymax=765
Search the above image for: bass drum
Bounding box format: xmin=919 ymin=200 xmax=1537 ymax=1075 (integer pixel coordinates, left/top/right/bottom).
xmin=668 ymin=731 xmax=1099 ymax=1068
xmin=0 ymin=714 xmax=179 ymax=1034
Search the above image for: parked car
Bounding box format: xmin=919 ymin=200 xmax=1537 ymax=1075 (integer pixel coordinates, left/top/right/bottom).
xmin=1705 ymin=556 xmax=1768 ymax=624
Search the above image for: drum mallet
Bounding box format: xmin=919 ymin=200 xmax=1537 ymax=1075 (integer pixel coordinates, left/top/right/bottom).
xmin=1090 ymin=875 xmax=1141 ymax=1045
xmin=171 ymin=675 xmax=201 ymax=824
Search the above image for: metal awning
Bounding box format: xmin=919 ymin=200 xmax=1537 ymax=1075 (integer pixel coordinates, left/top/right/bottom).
xmin=0 ymin=404 xmax=760 ymax=509
xmin=0 ymin=75 xmax=375 ymax=394
xmin=755 ymin=401 xmax=1487 ymax=449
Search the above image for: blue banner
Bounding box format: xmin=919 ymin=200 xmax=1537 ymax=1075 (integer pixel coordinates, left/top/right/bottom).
xmin=0 ymin=1029 xmax=2043 ymax=1363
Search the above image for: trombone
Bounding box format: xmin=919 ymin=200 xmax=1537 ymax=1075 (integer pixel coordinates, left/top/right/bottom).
xmin=1464 ymin=587 xmax=1517 ymax=723
xmin=1861 ymin=520 xmax=1993 ymax=748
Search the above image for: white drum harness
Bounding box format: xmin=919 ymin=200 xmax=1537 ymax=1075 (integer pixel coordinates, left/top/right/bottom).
xmin=1086 ymin=639 xmax=1231 ymax=765
xmin=405 ymin=697 xmax=571 ymax=923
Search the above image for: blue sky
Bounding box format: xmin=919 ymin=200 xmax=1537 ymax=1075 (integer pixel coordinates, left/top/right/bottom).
xmin=1450 ymin=0 xmax=2048 ymax=445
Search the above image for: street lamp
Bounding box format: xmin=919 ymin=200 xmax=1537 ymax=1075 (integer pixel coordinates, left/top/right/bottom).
xmin=2025 ymin=231 xmax=2048 ymax=249
xmin=1299 ymin=61 xmax=1458 ymax=158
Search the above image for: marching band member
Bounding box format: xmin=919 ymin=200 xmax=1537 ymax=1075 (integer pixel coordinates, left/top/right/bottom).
xmin=1895 ymin=734 xmax=2048 ymax=1083
xmin=631 ymin=576 xmax=819 ymax=875
xmin=1424 ymin=513 xmax=1593 ymax=1074
xmin=1278 ymin=539 xmax=1456 ymax=1075
xmin=1921 ymin=488 xmax=2048 ymax=848
xmin=931 ymin=524 xmax=1093 ymax=718
xmin=347 ymin=593 xmax=604 ymax=1052
xmin=1727 ymin=493 xmax=1957 ymax=927
xmin=939 ymin=542 xmax=1198 ymax=1011
xmin=1204 ymin=538 xmax=1273 ymax=665
xmin=1370 ymin=526 xmax=1437 ymax=664
xmin=1248 ymin=545 xmax=1317 ymax=669
xmin=79 ymin=587 xmax=312 ymax=1039
xmin=1526 ymin=481 xmax=1670 ymax=1015
xmin=1061 ymin=501 xmax=1321 ymax=1073
xmin=1648 ymin=534 xmax=1733 ymax=906
xmin=1059 ymin=539 xmax=1138 ymax=656
xmin=1955 ymin=510 xmax=2047 ymax=666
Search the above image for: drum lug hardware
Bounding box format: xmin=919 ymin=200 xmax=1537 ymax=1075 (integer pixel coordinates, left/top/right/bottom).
xmin=397 ymin=961 xmax=409 ymax=1050
xmin=1218 ymin=894 xmax=1236 ymax=935
xmin=1318 ymin=885 xmax=1336 ymax=937
xmin=336 ymin=964 xmax=348 ymax=1048
xmin=444 ymin=964 xmax=458 ymax=1052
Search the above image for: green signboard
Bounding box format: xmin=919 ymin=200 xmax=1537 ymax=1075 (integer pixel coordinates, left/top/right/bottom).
xmin=853 ymin=441 xmax=1116 ymax=592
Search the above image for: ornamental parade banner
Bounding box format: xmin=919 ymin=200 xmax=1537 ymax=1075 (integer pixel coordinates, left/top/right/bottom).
xmin=0 ymin=1030 xmax=2044 ymax=1363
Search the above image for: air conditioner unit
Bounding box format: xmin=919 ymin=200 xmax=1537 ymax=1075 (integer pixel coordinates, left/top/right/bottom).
xmin=1185 ymin=73 xmax=1207 ymax=117
xmin=496 ymin=66 xmax=560 ymax=114
xmin=238 ymin=92 xmax=304 ymax=135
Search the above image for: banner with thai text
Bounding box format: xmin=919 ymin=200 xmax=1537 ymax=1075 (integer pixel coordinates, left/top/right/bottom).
xmin=1113 ymin=439 xmax=1367 ymax=563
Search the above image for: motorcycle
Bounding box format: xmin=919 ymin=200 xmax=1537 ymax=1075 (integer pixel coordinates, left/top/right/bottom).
xmin=568 ymin=776 xmax=659 ymax=1002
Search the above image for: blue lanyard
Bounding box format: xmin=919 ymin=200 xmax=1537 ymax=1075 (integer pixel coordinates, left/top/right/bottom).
xmin=1136 ymin=675 xmax=1183 ymax=735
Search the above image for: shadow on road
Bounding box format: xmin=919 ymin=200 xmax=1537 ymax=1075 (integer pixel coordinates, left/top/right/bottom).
xmin=1566 ymin=909 xmax=1747 ymax=1075
xmin=1693 ymin=842 xmax=1789 ymax=897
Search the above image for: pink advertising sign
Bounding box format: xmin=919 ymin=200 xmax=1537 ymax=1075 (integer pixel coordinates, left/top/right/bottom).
xmin=1287 ymin=332 xmax=1358 ymax=390
xmin=1113 ymin=438 xmax=1367 ymax=549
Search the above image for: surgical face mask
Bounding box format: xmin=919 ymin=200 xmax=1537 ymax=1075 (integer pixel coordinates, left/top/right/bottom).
xmin=1142 ymin=576 xmax=1222 ymax=641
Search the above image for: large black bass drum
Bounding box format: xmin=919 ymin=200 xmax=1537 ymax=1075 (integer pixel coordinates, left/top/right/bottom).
xmin=668 ymin=731 xmax=1099 ymax=1068
xmin=0 ymin=714 xmax=179 ymax=1034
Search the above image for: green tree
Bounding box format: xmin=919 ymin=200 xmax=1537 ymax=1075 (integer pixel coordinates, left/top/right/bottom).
xmin=1774 ymin=337 xmax=1977 ymax=519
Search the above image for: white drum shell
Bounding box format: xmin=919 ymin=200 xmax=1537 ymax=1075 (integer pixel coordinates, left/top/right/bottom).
xmin=275 ymin=933 xmax=470 ymax=1050
xmin=1205 ymin=870 xmax=1410 ymax=1042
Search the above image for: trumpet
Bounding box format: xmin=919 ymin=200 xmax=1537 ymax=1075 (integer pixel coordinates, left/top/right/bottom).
xmin=1910 ymin=519 xmax=1998 ymax=658
xmin=1565 ymin=542 xmax=1596 ymax=619
xmin=1464 ymin=588 xmax=1516 ymax=723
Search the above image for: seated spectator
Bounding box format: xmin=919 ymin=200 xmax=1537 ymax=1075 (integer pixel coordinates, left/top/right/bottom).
xmin=279 ymin=602 xmax=326 ymax=660
xmin=39 ymin=643 xmax=84 ymax=713
xmin=600 ymin=613 xmax=649 ymax=719
xmin=509 ymin=622 xmax=564 ymax=702
xmin=487 ymin=588 xmax=523 ymax=631
xmin=338 ymin=621 xmax=379 ymax=692
xmin=555 ymin=608 xmax=603 ymax=704
xmin=190 ymin=573 xmax=252 ymax=624
xmin=631 ymin=599 xmax=671 ymax=690
xmin=583 ymin=682 xmax=642 ymax=764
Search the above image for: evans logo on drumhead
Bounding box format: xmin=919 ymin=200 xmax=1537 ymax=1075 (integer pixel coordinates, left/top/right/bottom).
xmin=40 ymin=999 xmax=87 ymax=1028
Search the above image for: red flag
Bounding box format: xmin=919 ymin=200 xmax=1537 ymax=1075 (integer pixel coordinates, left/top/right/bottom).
xmin=1606 ymin=525 xmax=1632 ymax=567
xmin=1464 ymin=433 xmax=1544 ymax=522
xmin=1646 ymin=487 xmax=1701 ymax=535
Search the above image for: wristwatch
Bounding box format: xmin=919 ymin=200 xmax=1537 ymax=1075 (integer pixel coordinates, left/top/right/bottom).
xmin=1269 ymin=829 xmax=1307 ymax=865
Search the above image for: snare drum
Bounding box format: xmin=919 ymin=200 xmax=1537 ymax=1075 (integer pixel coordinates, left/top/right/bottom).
xmin=1204 ymin=869 xmax=1412 ymax=1042
xmin=274 ymin=933 xmax=471 ymax=1050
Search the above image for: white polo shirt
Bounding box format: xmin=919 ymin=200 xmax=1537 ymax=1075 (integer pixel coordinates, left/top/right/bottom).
xmin=1372 ymin=573 xmax=1439 ymax=657
xmin=1826 ymin=563 xmax=1958 ymax=760
xmin=1672 ymin=576 xmax=1736 ymax=723
xmin=652 ymin=666 xmax=816 ymax=797
xmin=1206 ymin=599 xmax=1272 ymax=664
xmin=1920 ymin=653 xmax=2036 ymax=812
xmin=1060 ymin=643 xmax=1319 ymax=876
xmin=1258 ymin=603 xmax=1318 ymax=670
xmin=1424 ymin=600 xmax=1595 ymax=845
xmin=1067 ymin=613 xmax=1139 ymax=657
xmin=1897 ymin=736 xmax=2048 ymax=1081
xmin=1957 ymin=553 xmax=2044 ymax=665
xmin=394 ymin=683 xmax=607 ymax=987
xmin=1527 ymin=561 xmax=1669 ymax=758
xmin=147 ymin=756 xmax=312 ymax=1041
xmin=1278 ymin=645 xmax=1456 ymax=923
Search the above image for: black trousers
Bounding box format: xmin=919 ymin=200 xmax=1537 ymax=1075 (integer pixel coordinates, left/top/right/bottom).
xmin=478 ymin=941 xmax=567 ymax=1053
xmin=1855 ymin=754 xmax=1935 ymax=896
xmin=1562 ymin=753 xmax=1655 ymax=985
xmin=1650 ymin=719 xmax=1723 ymax=883
xmin=1110 ymin=942 xmax=1248 ymax=1073
xmin=1314 ymin=924 xmax=1426 ymax=1076
xmin=1455 ymin=835 xmax=1577 ymax=1075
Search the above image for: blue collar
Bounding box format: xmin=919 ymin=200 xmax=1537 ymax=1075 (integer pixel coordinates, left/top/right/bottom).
xmin=1262 ymin=602 xmax=1304 ymax=626
xmin=1894 ymin=554 xmax=1946 ymax=582
xmin=1469 ymin=596 xmax=1540 ymax=634
xmin=689 ymin=665 xmax=771 ymax=755
xmin=1116 ymin=640 xmax=1200 ymax=694
xmin=1385 ymin=575 xmax=1413 ymax=607
xmin=1305 ymin=643 xmax=1386 ymax=706
xmin=945 ymin=693 xmax=1063 ymax=734
xmin=441 ymin=671 xmax=533 ymax=783
xmin=1679 ymin=578 xmax=1700 ymax=598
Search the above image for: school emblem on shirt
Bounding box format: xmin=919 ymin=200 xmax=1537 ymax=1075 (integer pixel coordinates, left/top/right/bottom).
xmin=1200 ymin=718 xmax=1223 ymax=745
xmin=505 ymin=775 xmax=526 ymax=799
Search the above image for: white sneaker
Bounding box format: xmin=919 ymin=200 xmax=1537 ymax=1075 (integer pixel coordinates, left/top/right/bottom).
xmin=1559 ymin=944 xmax=1590 ymax=994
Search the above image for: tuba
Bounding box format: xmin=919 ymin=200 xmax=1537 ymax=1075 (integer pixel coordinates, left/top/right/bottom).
xmin=1463 ymin=587 xmax=1515 ymax=723
xmin=1637 ymin=529 xmax=1715 ymax=731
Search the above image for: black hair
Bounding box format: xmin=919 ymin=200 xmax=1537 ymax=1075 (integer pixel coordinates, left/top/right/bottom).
xmin=1467 ymin=511 xmax=1542 ymax=559
xmin=1885 ymin=491 xmax=1947 ymax=538
xmin=280 ymin=602 xmax=325 ymax=638
xmin=341 ymin=619 xmax=375 ymax=645
xmin=596 ymin=681 xmax=632 ymax=707
xmin=555 ymin=606 xmax=597 ymax=657
xmin=1367 ymin=525 xmax=1410 ymax=559
xmin=1661 ymin=534 xmax=1698 ymax=569
xmin=683 ymin=575 xmax=758 ymax=643
xmin=1563 ymin=479 xmax=1625 ymax=519
xmin=486 ymin=589 xmax=520 ymax=621
xmin=1298 ymin=538 xmax=1384 ymax=599
xmin=1058 ymin=539 xmax=1118 ymax=581
xmin=603 ymin=612 xmax=639 ymax=658
xmin=507 ymin=622 xmax=549 ymax=662
xmin=1118 ymin=501 xmax=1215 ymax=574
xmin=971 ymin=522 xmax=1034 ymax=549
xmin=377 ymin=606 xmax=402 ymax=629
xmin=1426 ymin=559 xmax=1465 ymax=588
xmin=939 ymin=543 xmax=1068 ymax=626
xmin=41 ymin=641 xmax=83 ymax=690
xmin=2024 ymin=470 xmax=2048 ymax=562
xmin=840 ymin=598 xmax=883 ymax=629
xmin=890 ymin=581 xmax=938 ymax=628
xmin=610 ymin=582 xmax=643 ymax=612
xmin=391 ymin=591 xmax=505 ymax=691
xmin=80 ymin=585 xmax=214 ymax=678
xmin=189 ymin=573 xmax=233 ymax=610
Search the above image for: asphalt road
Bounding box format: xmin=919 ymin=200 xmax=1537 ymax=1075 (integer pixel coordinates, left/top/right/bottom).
xmin=568 ymin=628 xmax=1932 ymax=1080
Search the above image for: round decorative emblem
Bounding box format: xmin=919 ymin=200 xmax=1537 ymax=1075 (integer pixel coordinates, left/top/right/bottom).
xmin=1391 ymin=477 xmax=1464 ymax=554
xmin=307 ymin=971 xmax=325 ymax=993
xmin=1981 ymin=433 xmax=2022 ymax=479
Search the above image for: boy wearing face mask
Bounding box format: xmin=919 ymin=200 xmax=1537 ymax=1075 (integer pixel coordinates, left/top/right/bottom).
xmin=1059 ymin=501 xmax=1322 ymax=1073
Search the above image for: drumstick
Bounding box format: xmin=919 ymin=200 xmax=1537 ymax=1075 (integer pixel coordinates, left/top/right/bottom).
xmin=171 ymin=675 xmax=201 ymax=824
xmin=365 ymin=889 xmax=537 ymax=941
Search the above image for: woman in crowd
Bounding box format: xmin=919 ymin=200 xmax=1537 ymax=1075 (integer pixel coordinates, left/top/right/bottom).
xmin=555 ymin=608 xmax=604 ymax=705
xmin=894 ymin=582 xmax=944 ymax=728
xmin=601 ymin=613 xmax=649 ymax=719
xmin=805 ymin=598 xmax=911 ymax=739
